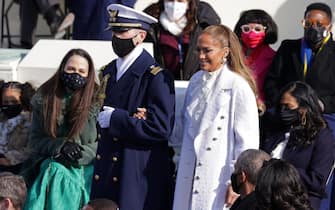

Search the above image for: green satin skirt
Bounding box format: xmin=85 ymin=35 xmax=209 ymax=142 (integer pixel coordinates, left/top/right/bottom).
xmin=24 ymin=158 xmax=93 ymax=210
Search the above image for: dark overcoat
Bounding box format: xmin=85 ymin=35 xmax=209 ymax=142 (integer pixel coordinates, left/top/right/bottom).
xmin=90 ymin=50 xmax=175 ymax=210
xmin=261 ymin=128 xmax=335 ymax=210
xmin=264 ymin=36 xmax=335 ymax=113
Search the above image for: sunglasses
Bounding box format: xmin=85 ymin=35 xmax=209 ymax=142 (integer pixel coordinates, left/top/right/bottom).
xmin=240 ymin=24 xmax=266 ymax=33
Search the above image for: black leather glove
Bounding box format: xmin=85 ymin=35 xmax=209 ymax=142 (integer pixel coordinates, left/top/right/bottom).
xmin=55 ymin=154 xmax=80 ymax=168
xmin=60 ymin=142 xmax=84 ymax=162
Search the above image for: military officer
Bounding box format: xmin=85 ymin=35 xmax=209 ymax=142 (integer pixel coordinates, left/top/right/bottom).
xmin=90 ymin=4 xmax=175 ymax=210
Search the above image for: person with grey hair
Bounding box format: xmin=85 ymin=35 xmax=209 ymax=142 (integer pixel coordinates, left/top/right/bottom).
xmin=230 ymin=149 xmax=271 ymax=210
xmin=0 ymin=172 xmax=27 ymax=210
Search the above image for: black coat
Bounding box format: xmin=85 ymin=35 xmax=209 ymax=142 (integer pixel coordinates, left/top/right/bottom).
xmin=230 ymin=192 xmax=257 ymax=210
xmin=261 ymin=128 xmax=335 ymax=209
xmin=264 ymin=36 xmax=335 ymax=113
xmin=90 ymin=50 xmax=175 ymax=210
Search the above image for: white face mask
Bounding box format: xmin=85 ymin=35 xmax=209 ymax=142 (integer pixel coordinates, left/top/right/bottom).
xmin=164 ymin=1 xmax=188 ymax=21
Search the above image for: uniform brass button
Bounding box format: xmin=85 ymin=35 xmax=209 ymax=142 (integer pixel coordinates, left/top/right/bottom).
xmin=112 ymin=156 xmax=118 ymax=162
xmin=113 ymin=137 xmax=118 ymax=142
xmin=206 ymin=147 xmax=211 ymax=151
xmin=112 ymin=177 xmax=118 ymax=182
xmin=94 ymin=174 xmax=100 ymax=181
xmin=212 ymin=137 xmax=217 ymax=141
xmin=96 ymin=154 xmax=101 ymax=160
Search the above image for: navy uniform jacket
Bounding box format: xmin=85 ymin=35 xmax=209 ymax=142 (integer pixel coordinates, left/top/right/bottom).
xmin=91 ymin=50 xmax=175 ymax=210
xmin=261 ymin=128 xmax=335 ymax=210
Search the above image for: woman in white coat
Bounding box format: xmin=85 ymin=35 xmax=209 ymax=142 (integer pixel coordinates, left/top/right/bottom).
xmin=172 ymin=24 xmax=260 ymax=210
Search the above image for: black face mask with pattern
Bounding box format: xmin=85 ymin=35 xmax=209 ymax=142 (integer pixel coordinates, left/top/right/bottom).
xmin=61 ymin=72 xmax=87 ymax=91
xmin=1 ymin=104 xmax=22 ymax=119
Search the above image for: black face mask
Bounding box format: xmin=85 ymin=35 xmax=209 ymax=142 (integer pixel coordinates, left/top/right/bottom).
xmin=112 ymin=35 xmax=136 ymax=57
xmin=61 ymin=72 xmax=87 ymax=91
xmin=1 ymin=104 xmax=22 ymax=119
xmin=231 ymin=173 xmax=242 ymax=193
xmin=280 ymin=107 xmax=300 ymax=126
xmin=304 ymin=26 xmax=327 ymax=48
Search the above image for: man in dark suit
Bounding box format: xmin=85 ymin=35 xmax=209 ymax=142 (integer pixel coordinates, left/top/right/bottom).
xmin=230 ymin=149 xmax=270 ymax=210
xmin=90 ymin=4 xmax=175 ymax=210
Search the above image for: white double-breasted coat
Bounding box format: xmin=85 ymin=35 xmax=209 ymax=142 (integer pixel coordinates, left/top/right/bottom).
xmin=172 ymin=65 xmax=259 ymax=210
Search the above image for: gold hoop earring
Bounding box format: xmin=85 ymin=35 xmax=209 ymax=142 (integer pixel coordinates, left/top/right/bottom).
xmin=301 ymin=112 xmax=307 ymax=126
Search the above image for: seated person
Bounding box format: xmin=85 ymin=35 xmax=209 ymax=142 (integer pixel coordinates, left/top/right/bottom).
xmin=230 ymin=149 xmax=270 ymax=210
xmin=261 ymin=81 xmax=335 ymax=209
xmin=20 ymin=0 xmax=75 ymax=48
xmin=82 ymin=199 xmax=119 ymax=210
xmin=0 ymin=82 xmax=35 ymax=174
xmin=0 ymin=172 xmax=27 ymax=210
xmin=256 ymin=158 xmax=313 ymax=210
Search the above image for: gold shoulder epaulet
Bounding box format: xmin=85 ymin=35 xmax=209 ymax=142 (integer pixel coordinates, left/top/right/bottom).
xmin=100 ymin=64 xmax=107 ymax=72
xmin=150 ymin=65 xmax=163 ymax=75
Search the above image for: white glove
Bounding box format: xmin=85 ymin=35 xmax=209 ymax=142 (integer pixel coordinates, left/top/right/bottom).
xmin=98 ymin=106 xmax=115 ymax=128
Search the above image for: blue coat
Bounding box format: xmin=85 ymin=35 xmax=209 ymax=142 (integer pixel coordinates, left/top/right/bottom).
xmin=68 ymin=0 xmax=136 ymax=40
xmin=91 ymin=50 xmax=175 ymax=210
xmin=261 ymin=128 xmax=335 ymax=210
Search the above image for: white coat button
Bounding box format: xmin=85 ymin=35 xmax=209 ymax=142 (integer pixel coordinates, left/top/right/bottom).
xmin=217 ymin=127 xmax=222 ymax=130
xmin=212 ymin=137 xmax=217 ymax=141
xmin=220 ymin=116 xmax=225 ymax=119
xmin=206 ymin=147 xmax=211 ymax=151
xmin=193 ymin=190 xmax=199 ymax=194
xmin=195 ymin=176 xmax=200 ymax=180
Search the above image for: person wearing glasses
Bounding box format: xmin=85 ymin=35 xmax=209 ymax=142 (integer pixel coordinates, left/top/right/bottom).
xmin=172 ymin=24 xmax=259 ymax=210
xmin=263 ymin=4 xmax=335 ymax=209
xmin=264 ymin=2 xmax=334 ymax=115
xmin=234 ymin=9 xmax=278 ymax=115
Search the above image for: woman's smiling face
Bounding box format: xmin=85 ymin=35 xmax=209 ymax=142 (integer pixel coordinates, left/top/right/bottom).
xmin=196 ymin=33 xmax=226 ymax=72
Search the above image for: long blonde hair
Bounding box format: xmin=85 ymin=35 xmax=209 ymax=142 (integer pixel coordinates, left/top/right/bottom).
xmin=202 ymin=25 xmax=257 ymax=96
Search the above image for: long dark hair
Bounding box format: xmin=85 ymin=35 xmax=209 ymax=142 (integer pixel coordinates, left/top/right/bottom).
xmin=256 ymin=158 xmax=313 ymax=210
xmin=278 ymin=81 xmax=326 ymax=147
xmin=39 ymin=48 xmax=98 ymax=139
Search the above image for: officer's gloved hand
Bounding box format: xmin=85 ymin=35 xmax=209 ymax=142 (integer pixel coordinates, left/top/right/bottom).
xmin=60 ymin=142 xmax=84 ymax=162
xmin=98 ymin=106 xmax=115 ymax=128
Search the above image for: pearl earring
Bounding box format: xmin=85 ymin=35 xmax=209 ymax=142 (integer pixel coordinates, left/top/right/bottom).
xmin=222 ymin=57 xmax=227 ymax=64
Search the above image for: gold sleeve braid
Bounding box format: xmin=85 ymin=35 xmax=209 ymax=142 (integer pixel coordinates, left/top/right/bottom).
xmin=97 ymin=65 xmax=111 ymax=106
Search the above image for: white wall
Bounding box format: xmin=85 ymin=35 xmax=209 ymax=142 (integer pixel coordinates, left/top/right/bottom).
xmin=135 ymin=0 xmax=335 ymax=49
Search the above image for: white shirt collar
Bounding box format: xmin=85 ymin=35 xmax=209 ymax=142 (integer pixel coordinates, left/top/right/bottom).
xmin=116 ymin=44 xmax=144 ymax=81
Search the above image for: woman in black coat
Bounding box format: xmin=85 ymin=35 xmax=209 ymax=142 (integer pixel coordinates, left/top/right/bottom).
xmin=260 ymin=81 xmax=335 ymax=210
